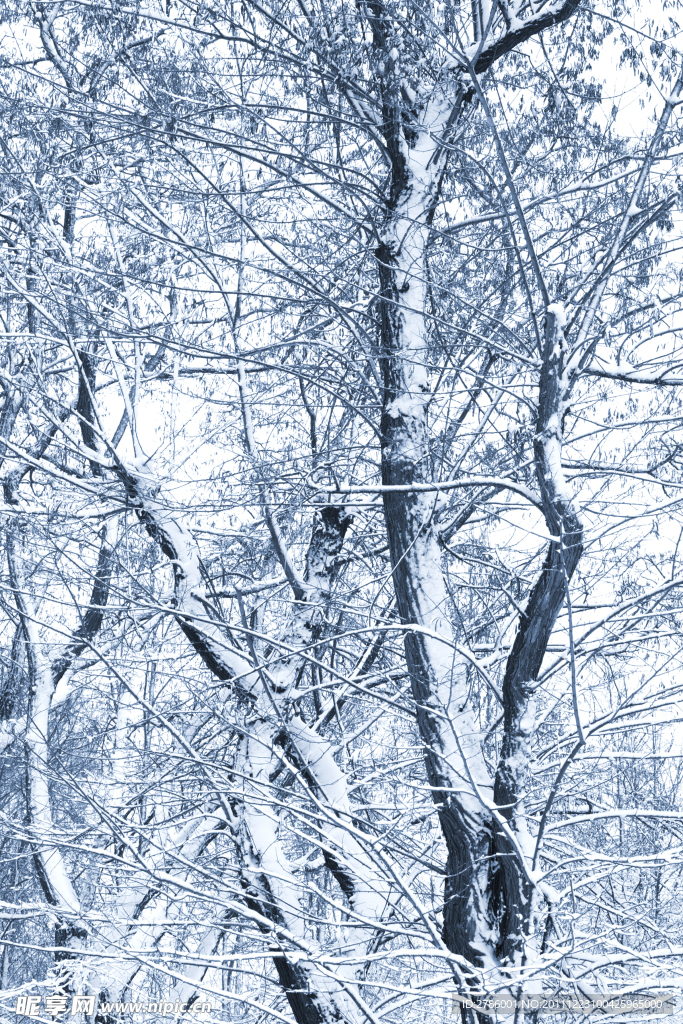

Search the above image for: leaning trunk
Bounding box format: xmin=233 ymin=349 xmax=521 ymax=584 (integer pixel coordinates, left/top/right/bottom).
xmin=490 ymin=307 xmax=583 ymax=965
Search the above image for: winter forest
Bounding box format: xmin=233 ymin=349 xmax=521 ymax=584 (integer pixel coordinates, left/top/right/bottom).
xmin=2 ymin=0 xmax=683 ymax=1020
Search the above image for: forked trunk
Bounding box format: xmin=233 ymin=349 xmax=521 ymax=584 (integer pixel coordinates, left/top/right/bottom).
xmin=376 ymin=90 xmax=584 ymax=990
xmin=377 ymin=94 xmax=495 ymax=972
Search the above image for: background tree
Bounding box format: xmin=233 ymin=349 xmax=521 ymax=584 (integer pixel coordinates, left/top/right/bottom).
xmin=1 ymin=1 xmax=683 ymax=1022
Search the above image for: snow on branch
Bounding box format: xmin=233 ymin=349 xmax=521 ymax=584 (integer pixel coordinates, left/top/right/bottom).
xmin=471 ymin=0 xmax=582 ymax=74
xmin=0 ymin=716 xmax=24 ymax=753
xmin=6 ymin=531 xmax=85 ymax=929
xmin=51 ymin=520 xmax=115 ymax=685
xmin=116 ymin=460 xmax=254 ymax=687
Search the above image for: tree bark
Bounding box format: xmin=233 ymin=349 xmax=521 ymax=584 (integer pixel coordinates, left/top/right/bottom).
xmin=372 ymin=0 xmax=584 ymax=980
xmin=120 ymin=466 xmax=380 ymax=1024
xmin=376 ymin=83 xmax=495 ymax=968
xmin=490 ymin=307 xmax=583 ymax=965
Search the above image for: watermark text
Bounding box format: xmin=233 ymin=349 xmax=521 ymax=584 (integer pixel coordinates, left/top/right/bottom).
xmin=452 ymin=990 xmax=676 ymax=1016
xmin=15 ymin=994 xmax=214 ymax=1018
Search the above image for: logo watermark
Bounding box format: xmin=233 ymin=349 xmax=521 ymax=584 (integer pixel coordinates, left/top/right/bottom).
xmin=15 ymin=994 xmax=214 ymax=1018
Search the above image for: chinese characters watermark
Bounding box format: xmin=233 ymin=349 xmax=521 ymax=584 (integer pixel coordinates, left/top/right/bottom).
xmin=15 ymin=994 xmax=214 ymax=1018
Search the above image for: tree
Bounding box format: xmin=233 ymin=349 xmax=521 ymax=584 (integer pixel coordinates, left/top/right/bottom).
xmin=1 ymin=0 xmax=683 ymax=1021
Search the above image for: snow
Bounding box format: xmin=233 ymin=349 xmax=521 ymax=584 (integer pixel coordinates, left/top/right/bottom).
xmin=125 ymin=454 xmax=155 ymax=476
xmin=240 ymin=723 xmax=357 ymax=1022
xmin=8 ymin=542 xmax=85 ymax=922
xmin=379 ymin=95 xmax=454 ymax=432
xmin=51 ymin=668 xmax=75 ymax=707
xmin=537 ymin=882 xmax=561 ymax=905
xmin=122 ymin=459 xmax=256 ymax=686
xmin=518 ymin=698 xmax=537 ymax=737
xmin=386 ymin=392 xmax=428 ymax=419
xmin=0 ymin=717 xmax=24 ymax=752
xmin=4 ymin=13 xmax=680 ymax=1013
xmin=542 ymin=413 xmax=573 ymax=504
xmin=546 ymin=301 xmax=567 ymax=329
xmin=288 ymin=717 xmax=392 ymax=924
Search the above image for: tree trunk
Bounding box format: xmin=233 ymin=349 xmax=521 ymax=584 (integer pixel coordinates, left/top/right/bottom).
xmin=375 ymin=62 xmax=585 ymax=990
xmin=490 ymin=308 xmax=583 ymax=965
xmin=376 ymin=88 xmax=495 ymax=971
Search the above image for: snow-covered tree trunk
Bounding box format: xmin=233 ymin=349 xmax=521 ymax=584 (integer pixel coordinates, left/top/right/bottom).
xmin=371 ymin=0 xmax=584 ymax=985
xmin=6 ymin=530 xmax=88 ymax=963
xmin=7 ymin=0 xmax=683 ymax=1014
xmin=376 ymin=87 xmax=495 ymax=972
xmin=119 ymin=457 xmax=392 ymax=1024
